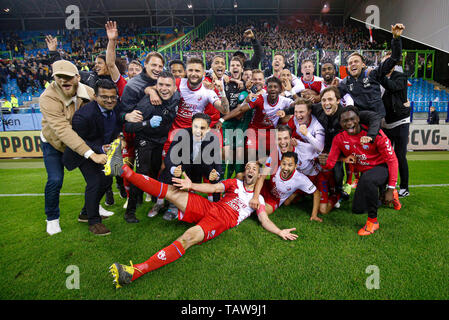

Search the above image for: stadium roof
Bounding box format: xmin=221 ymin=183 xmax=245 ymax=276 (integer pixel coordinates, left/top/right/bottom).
xmin=0 ymin=0 xmax=347 ymax=30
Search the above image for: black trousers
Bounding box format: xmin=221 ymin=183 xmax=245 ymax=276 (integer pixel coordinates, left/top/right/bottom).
xmin=333 ymin=161 xmax=344 ymax=193
xmin=79 ymin=159 xmax=112 ymax=225
xmin=160 ymin=162 xmax=221 ymax=201
xmin=352 ymin=164 xmax=389 ymax=219
xmin=383 ymin=123 xmax=409 ymax=190
xmin=127 ymin=142 xmax=163 ymax=213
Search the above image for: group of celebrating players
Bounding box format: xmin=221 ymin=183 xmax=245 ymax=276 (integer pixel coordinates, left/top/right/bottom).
xmin=39 ymin=20 xmax=407 ymax=289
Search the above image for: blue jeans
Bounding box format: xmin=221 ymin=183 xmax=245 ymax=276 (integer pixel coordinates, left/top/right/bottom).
xmin=42 ymin=141 xmax=64 ymax=221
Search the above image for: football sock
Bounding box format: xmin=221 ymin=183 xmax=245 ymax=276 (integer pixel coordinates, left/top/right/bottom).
xmin=121 ymin=165 xmax=168 ymax=199
xmin=368 ymin=217 xmax=378 ymax=223
xmin=132 ymin=241 xmax=186 ymax=281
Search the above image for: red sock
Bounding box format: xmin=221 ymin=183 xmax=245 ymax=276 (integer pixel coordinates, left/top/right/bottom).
xmin=121 ymin=165 xmax=168 ymax=199
xmin=368 ymin=217 xmax=378 ymax=223
xmin=131 ymin=241 xmax=186 ymax=281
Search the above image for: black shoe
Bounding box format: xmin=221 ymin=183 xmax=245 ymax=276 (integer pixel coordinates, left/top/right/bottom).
xmin=105 ymin=188 xmax=115 ymax=206
xmin=118 ymin=184 xmax=127 ymax=199
xmin=78 ymin=213 xmax=88 ymax=223
xmin=79 ymin=212 xmax=109 ymax=223
xmin=124 ymin=213 xmax=140 ymax=223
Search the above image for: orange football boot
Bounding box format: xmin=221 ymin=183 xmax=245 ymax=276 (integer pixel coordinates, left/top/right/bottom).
xmin=358 ymin=220 xmax=380 ymax=236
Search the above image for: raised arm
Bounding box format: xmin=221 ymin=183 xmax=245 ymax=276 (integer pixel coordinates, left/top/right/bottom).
xmin=105 ymin=21 xmax=121 ymax=83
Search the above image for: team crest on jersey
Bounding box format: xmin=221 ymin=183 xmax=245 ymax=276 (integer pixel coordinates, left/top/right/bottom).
xmin=363 ymin=144 xmax=369 ymax=150
xmin=345 ymin=145 xmax=350 ymax=150
xmin=157 ymin=250 xmax=167 ymax=261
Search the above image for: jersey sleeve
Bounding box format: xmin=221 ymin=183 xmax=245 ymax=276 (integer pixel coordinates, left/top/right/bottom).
xmin=207 ymin=88 xmax=220 ymax=105
xmin=324 ymin=133 xmax=343 ymax=170
xmin=220 ymin=179 xmax=237 ymax=193
xmin=114 ymin=75 xmax=127 ymax=98
xmin=295 ymin=172 xmax=317 ymax=194
xmin=376 ymin=134 xmax=399 ymax=188
xmin=248 ymin=94 xmax=264 ymax=109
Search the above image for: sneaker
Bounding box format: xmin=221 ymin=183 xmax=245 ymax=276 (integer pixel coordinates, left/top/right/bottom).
xmin=145 ymin=193 xmax=152 ymax=202
xmin=46 ymin=219 xmax=62 ymax=235
xmin=88 ymin=223 xmax=111 ymax=236
xmin=334 ymin=199 xmax=341 ymax=209
xmin=109 ymin=261 xmax=143 ymax=289
xmin=104 ymin=138 xmax=123 ymax=177
xmin=398 ymin=189 xmax=410 ymax=198
xmin=99 ymin=205 xmax=114 ymax=217
xmin=163 ymin=204 xmax=178 ymax=221
xmin=357 ymin=220 xmax=379 ymax=236
xmin=351 ymin=179 xmax=359 ymax=189
xmin=105 ymin=188 xmax=114 ymax=206
xmin=147 ymin=202 xmax=165 ymax=218
xmin=392 ymin=189 xmax=402 ymax=210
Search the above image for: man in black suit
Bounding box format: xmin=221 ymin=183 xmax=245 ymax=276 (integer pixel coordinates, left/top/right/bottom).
xmin=63 ymin=79 xmax=123 ymax=235
xmin=158 ymin=113 xmax=222 ymax=220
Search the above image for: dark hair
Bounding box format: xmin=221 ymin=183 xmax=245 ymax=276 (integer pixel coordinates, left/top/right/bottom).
xmin=277 ymin=124 xmax=292 ymax=137
xmin=186 ymin=57 xmax=204 ymax=68
xmin=321 ymin=60 xmax=336 ymax=71
xmin=129 ymin=60 xmax=143 ymax=69
xmin=266 ymin=76 xmax=282 ymax=88
xmin=158 ymin=71 xmax=175 ymax=83
xmin=320 ymin=86 xmax=341 ymax=100
xmin=94 ymin=79 xmax=118 ymax=95
xmin=282 ymin=151 xmax=298 ymax=164
xmin=192 ymin=112 xmax=211 ymax=126
xmin=169 ymin=59 xmax=186 ymax=70
xmin=338 ymin=105 xmax=359 ymax=122
xmin=273 ymin=52 xmax=285 ymax=63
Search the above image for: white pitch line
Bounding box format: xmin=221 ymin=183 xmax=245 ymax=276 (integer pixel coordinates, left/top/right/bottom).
xmin=0 ymin=186 xmax=448 ymax=197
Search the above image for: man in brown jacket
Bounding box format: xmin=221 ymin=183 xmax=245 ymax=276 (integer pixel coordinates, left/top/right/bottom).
xmin=40 ymin=60 xmax=108 ymax=235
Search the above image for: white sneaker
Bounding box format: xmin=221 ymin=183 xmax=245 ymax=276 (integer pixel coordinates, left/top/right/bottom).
xmin=46 ymin=219 xmax=62 ymax=235
xmin=145 ymin=193 xmax=152 ymax=202
xmin=398 ymin=189 xmax=410 ymax=197
xmin=99 ymin=205 xmax=114 ymax=217
xmin=123 ymin=198 xmax=128 ymax=209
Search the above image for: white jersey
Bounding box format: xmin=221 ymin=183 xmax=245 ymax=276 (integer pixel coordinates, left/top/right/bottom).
xmin=174 ymin=77 xmax=220 ymax=127
xmin=292 ymin=75 xmax=324 ymax=95
xmin=268 ymin=167 xmax=317 ymax=206
xmin=287 ymin=115 xmax=325 ymax=176
xmin=248 ymin=93 xmax=293 ymax=129
xmin=220 ymin=179 xmax=266 ymax=226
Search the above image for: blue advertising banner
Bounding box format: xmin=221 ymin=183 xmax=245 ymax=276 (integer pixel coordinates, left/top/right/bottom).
xmin=0 ymin=113 xmax=42 ymax=131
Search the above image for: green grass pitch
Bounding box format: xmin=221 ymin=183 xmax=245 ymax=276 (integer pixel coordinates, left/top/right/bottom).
xmin=0 ymin=153 xmax=448 ymax=300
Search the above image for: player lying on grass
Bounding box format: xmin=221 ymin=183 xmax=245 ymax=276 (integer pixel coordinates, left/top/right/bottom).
xmin=321 ymin=106 xmax=401 ymax=236
xmin=104 ymin=143 xmax=298 ymax=288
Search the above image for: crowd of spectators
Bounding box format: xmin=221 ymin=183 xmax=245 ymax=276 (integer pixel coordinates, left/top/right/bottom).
xmin=191 ymin=17 xmax=383 ymax=52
